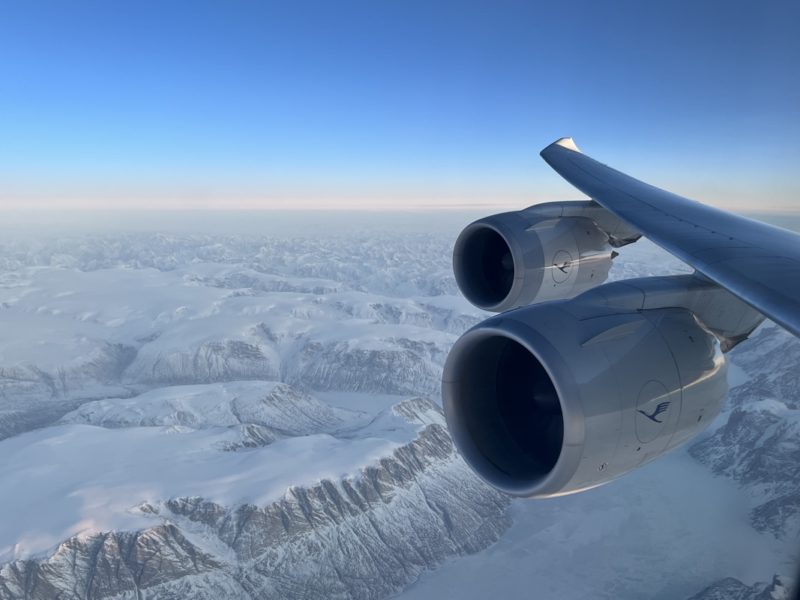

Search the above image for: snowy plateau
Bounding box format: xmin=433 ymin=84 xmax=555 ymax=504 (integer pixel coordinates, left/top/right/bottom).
xmin=0 ymin=212 xmax=797 ymax=600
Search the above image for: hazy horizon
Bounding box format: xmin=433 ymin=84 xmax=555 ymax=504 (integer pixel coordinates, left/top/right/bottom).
xmin=1 ymin=207 xmax=799 ymax=236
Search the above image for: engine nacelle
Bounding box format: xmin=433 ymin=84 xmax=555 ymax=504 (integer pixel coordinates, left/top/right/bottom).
xmin=442 ymin=289 xmax=728 ymax=498
xmin=452 ymin=203 xmax=639 ymax=312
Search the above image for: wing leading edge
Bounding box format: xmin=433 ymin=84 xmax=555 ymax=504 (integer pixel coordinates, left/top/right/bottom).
xmin=540 ymin=138 xmax=800 ymax=339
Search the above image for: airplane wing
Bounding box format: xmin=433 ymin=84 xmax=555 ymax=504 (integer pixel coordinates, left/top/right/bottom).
xmin=540 ymin=137 xmax=800 ymax=339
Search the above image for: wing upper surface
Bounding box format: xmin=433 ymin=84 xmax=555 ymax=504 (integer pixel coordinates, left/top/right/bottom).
xmin=541 ymin=138 xmax=800 ymax=338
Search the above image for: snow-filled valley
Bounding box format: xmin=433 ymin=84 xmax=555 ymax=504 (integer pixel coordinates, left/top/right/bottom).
xmin=0 ymin=212 xmax=796 ymax=599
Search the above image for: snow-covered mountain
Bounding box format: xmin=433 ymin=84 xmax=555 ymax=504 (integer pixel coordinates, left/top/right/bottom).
xmin=0 ymin=218 xmax=796 ymax=599
xmin=0 ymin=396 xmax=509 ymax=599
xmin=60 ymin=381 xmax=348 ymax=433
xmin=690 ymin=323 xmax=800 ymax=540
xmin=0 ymin=241 xmax=477 ymax=441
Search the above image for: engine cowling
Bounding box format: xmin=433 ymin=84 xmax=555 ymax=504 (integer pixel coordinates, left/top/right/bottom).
xmin=452 ymin=206 xmax=630 ymax=312
xmin=442 ymin=295 xmax=728 ymax=498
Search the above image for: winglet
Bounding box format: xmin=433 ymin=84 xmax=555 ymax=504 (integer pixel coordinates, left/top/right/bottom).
xmin=550 ymin=137 xmax=582 ymax=153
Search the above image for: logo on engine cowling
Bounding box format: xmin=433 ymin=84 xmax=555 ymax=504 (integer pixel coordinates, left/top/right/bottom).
xmin=551 ymin=250 xmax=573 ymax=283
xmin=637 ymin=402 xmax=671 ymax=423
xmin=635 ymin=380 xmax=674 ymax=444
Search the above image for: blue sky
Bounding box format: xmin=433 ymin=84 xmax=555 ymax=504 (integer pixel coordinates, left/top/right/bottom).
xmin=1 ymin=0 xmax=798 ymax=210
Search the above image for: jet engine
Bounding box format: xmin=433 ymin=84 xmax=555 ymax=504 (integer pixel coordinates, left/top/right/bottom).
xmin=442 ymin=282 xmax=730 ymax=498
xmin=452 ymin=202 xmax=639 ymax=312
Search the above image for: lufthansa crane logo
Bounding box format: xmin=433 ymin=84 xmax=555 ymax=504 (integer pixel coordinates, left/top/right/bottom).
xmin=551 ymin=250 xmax=573 ymax=283
xmin=637 ymin=401 xmax=671 ymax=424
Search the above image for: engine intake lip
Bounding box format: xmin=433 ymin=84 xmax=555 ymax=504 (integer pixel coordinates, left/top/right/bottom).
xmin=453 ymin=221 xmax=522 ymax=312
xmin=442 ymin=319 xmax=584 ymax=498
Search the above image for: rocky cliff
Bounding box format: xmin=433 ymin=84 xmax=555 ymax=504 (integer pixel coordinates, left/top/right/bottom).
xmin=0 ymin=399 xmax=510 ymax=600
